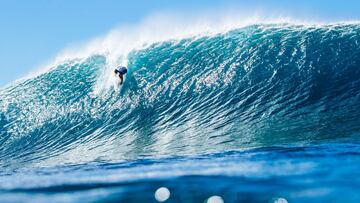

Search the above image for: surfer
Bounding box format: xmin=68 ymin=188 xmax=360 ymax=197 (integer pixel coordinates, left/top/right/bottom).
xmin=114 ymin=66 xmax=128 ymax=85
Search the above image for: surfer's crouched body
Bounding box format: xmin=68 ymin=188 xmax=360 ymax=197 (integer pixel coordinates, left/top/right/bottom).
xmin=114 ymin=66 xmax=128 ymax=85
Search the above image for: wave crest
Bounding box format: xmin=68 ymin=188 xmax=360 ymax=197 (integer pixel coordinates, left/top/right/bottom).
xmin=1 ymin=24 xmax=360 ymax=167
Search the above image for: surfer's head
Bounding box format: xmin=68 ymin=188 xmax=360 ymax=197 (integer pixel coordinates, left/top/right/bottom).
xmin=115 ymin=66 xmax=128 ymax=75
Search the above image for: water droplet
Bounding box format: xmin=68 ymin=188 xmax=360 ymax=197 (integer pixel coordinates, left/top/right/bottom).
xmin=207 ymin=195 xmax=224 ymax=203
xmin=269 ymin=197 xmax=288 ymax=203
xmin=155 ymin=187 xmax=170 ymax=202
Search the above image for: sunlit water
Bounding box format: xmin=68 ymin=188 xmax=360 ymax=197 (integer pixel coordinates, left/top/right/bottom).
xmin=1 ymin=24 xmax=360 ymax=202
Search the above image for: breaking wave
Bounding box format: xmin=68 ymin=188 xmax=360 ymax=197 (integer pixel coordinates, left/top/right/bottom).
xmin=1 ymin=23 xmax=360 ymax=168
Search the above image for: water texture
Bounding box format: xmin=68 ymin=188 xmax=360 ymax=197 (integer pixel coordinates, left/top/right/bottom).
xmin=1 ymin=24 xmax=360 ymax=202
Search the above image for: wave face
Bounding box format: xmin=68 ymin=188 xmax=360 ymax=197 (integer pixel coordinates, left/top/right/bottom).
xmin=1 ymin=24 xmax=360 ymax=168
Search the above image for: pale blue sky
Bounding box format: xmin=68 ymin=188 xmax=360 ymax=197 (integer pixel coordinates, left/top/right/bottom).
xmin=0 ymin=0 xmax=359 ymax=87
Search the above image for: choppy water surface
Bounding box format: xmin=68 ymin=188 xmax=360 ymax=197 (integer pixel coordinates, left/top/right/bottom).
xmin=1 ymin=24 xmax=360 ymax=202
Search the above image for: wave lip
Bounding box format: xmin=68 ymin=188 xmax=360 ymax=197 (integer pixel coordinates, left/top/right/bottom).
xmin=1 ymin=23 xmax=360 ymax=167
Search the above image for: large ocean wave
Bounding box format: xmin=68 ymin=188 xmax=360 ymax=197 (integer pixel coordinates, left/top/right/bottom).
xmin=1 ymin=23 xmax=360 ymax=169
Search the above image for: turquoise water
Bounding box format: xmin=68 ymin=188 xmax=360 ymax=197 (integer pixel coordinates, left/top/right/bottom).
xmin=1 ymin=24 xmax=360 ymax=202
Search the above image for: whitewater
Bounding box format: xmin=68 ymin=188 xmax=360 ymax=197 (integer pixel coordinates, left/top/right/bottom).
xmin=1 ymin=19 xmax=360 ymax=202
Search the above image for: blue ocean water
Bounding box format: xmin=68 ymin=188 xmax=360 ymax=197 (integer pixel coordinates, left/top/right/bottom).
xmin=1 ymin=24 xmax=360 ymax=202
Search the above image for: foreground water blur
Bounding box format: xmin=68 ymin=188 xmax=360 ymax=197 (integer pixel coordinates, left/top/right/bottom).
xmin=1 ymin=142 xmax=359 ymax=202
